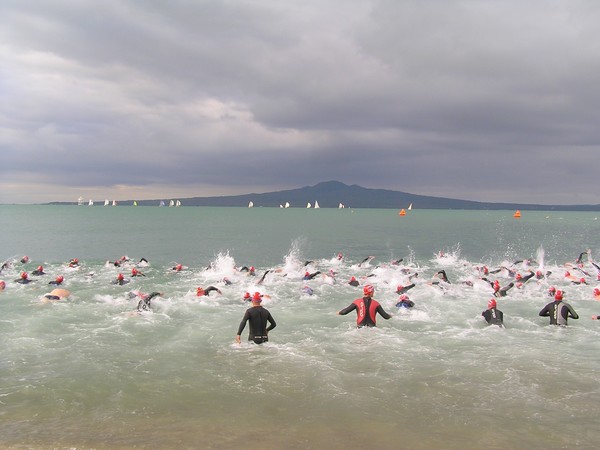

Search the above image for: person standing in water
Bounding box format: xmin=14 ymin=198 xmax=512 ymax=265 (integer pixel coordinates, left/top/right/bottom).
xmin=337 ymin=284 xmax=391 ymax=328
xmin=539 ymin=290 xmax=579 ymax=326
xmin=482 ymin=298 xmax=504 ymax=327
xmin=236 ymin=292 xmax=276 ymax=344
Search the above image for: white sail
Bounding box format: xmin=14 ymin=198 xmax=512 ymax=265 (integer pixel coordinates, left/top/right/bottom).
xmin=77 ymin=196 xmax=84 ymax=206
xmin=169 ymin=200 xmax=174 ymax=207
xmin=133 ymin=201 xmax=138 ymax=206
xmin=279 ymin=204 xmax=283 ymax=208
xmin=408 ymin=203 xmax=413 ymax=210
xmin=285 ymin=202 xmax=290 ymax=208
xmin=176 ymin=200 xmax=181 ymax=207
xmin=338 ymin=203 xmax=344 ymax=209
xmin=88 ymin=199 xmax=93 ymax=206
xmin=112 ymin=200 xmax=117 ymax=206
xmin=159 ymin=201 xmax=165 ymax=207
xmin=248 ymin=201 xmax=254 ymax=208
xmin=104 ymin=199 xmax=109 ymax=206
xmin=307 ymin=202 xmax=312 ymax=208
xmin=314 ymin=201 xmax=320 ymax=209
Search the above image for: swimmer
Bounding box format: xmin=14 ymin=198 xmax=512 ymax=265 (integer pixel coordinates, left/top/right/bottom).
xmin=391 ymin=258 xmax=404 ymax=266
xmin=222 ymin=277 xmax=232 ymax=286
xmin=482 ymin=298 xmax=504 ymax=327
xmin=593 ymin=288 xmax=600 ymax=300
xmin=196 ymin=286 xmax=222 ymax=296
xmin=302 ymin=285 xmax=314 ymax=296
xmin=15 ymin=272 xmax=33 ymax=284
xmin=31 ymin=265 xmax=46 ymax=276
xmin=242 ymin=292 xmax=251 ymax=302
xmin=172 ymin=263 xmax=184 ymax=272
xmin=49 ymin=275 xmax=64 ymax=285
xmin=257 ymin=270 xmax=271 ymax=285
xmin=303 ymin=271 xmax=321 ymax=281
xmin=395 ymin=294 xmax=414 ymax=309
xmin=358 ymin=256 xmax=375 ymax=268
xmin=20 ymin=256 xmax=29 ymax=264
xmin=136 ymin=291 xmax=163 ymax=312
xmin=348 ymin=276 xmax=359 ymax=287
xmin=337 ymin=284 xmax=391 ymax=328
xmin=396 ymin=283 xmax=415 ymax=295
xmin=131 ymin=267 xmax=145 ymax=277
xmin=235 ymin=292 xmax=276 ymax=344
xmin=68 ymin=258 xmax=79 ymax=267
xmin=0 ymin=280 xmax=5 ymax=291
xmin=539 ymin=290 xmax=579 ymax=326
xmin=435 ymin=270 xmax=451 ymax=283
xmin=112 ymin=273 xmax=129 ymax=285
xmin=515 ymin=270 xmax=535 ymax=288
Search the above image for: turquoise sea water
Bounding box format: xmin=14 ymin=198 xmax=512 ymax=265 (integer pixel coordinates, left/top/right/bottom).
xmin=1 ymin=205 xmax=600 ymax=449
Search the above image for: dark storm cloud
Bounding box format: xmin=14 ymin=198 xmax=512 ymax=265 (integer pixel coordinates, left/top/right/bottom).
xmin=1 ymin=0 xmax=600 ymax=204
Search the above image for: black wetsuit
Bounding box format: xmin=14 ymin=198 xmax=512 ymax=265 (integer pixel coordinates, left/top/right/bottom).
xmin=482 ymin=307 xmax=504 ymax=326
xmin=303 ymin=271 xmax=321 ymax=280
xmin=396 ymin=284 xmax=416 ymax=294
xmin=237 ymin=306 xmax=276 ymax=344
xmin=539 ymin=301 xmax=579 ymax=325
xmin=348 ymin=279 xmax=359 ymax=287
xmin=200 ymin=286 xmax=221 ymax=296
xmin=137 ymin=292 xmax=161 ymax=312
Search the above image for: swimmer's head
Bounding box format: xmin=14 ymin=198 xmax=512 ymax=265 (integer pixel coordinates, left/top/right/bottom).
xmin=399 ymin=294 xmax=409 ymax=301
xmin=20 ymin=272 xmax=28 ymax=280
xmin=196 ymin=287 xmax=205 ymax=296
xmin=363 ymin=284 xmax=375 ymax=297
xmin=243 ymin=292 xmax=250 ymax=299
xmin=252 ymin=292 xmax=262 ymax=303
xmin=117 ymin=273 xmax=124 ymax=281
xmin=131 ymin=268 xmax=138 ymax=275
xmin=515 ymin=273 xmax=522 ymax=280
xmin=56 ymin=275 xmax=64 ymax=284
xmin=594 ymin=288 xmax=600 ymax=296
xmin=487 ymin=298 xmax=497 ymax=309
xmin=554 ymin=290 xmax=563 ymax=301
xmin=21 ymin=256 xmax=29 ymax=263
xmin=0 ymin=280 xmax=5 ymax=290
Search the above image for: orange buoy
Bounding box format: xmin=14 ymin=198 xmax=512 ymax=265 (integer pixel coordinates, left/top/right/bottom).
xmin=513 ymin=210 xmax=521 ymax=218
xmin=399 ymin=209 xmax=406 ymax=216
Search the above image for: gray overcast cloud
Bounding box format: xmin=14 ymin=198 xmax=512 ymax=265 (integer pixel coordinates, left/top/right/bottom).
xmin=1 ymin=0 xmax=599 ymax=204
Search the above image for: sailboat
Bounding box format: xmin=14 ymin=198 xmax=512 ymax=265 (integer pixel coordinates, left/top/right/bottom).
xmin=248 ymin=201 xmax=254 ymax=208
xmin=285 ymin=202 xmax=290 ymax=208
xmin=408 ymin=203 xmax=413 ymax=211
xmin=399 ymin=209 xmax=406 ymax=216
xmin=306 ymin=202 xmax=312 ymax=208
xmin=159 ymin=200 xmax=165 ymax=207
xmin=133 ymin=201 xmax=138 ymax=206
xmin=88 ymin=199 xmax=94 ymax=206
xmin=77 ymin=196 xmax=84 ymax=206
xmin=338 ymin=203 xmax=345 ymax=209
xmin=314 ymin=201 xmax=320 ymax=209
xmin=279 ymin=204 xmax=283 ymax=208
xmin=104 ymin=199 xmax=109 ymax=206
xmin=112 ymin=200 xmax=117 ymax=206
xmin=175 ymin=200 xmax=181 ymax=207
xmin=169 ymin=200 xmax=175 ymax=207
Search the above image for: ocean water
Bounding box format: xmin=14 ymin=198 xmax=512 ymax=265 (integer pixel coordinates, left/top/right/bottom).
xmin=1 ymin=205 xmax=600 ymax=449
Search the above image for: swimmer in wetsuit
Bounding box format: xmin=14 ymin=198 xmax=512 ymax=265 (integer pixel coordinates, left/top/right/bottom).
xmin=395 ymin=294 xmax=414 ymax=309
xmin=539 ymin=290 xmax=579 ymax=326
xmin=49 ymin=275 xmax=64 ymax=285
xmin=136 ymin=292 xmax=163 ymax=311
xmin=482 ymin=298 xmax=504 ymax=327
xmin=15 ymin=272 xmax=33 ymax=284
xmin=337 ymin=284 xmax=391 ymax=328
xmin=348 ymin=276 xmax=359 ymax=287
xmin=303 ymin=271 xmax=321 ymax=280
xmin=196 ymin=286 xmax=222 ymax=296
xmin=236 ymin=292 xmax=276 ymax=344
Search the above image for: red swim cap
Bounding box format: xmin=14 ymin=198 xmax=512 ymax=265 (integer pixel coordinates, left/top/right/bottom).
xmin=399 ymin=294 xmax=409 ymax=301
xmin=488 ymin=299 xmax=497 ymax=309
xmin=196 ymin=287 xmax=205 ymax=296
xmin=594 ymin=288 xmax=600 ymax=296
xmin=555 ymin=290 xmax=563 ymax=301
xmin=131 ymin=268 xmax=138 ymax=275
xmin=56 ymin=275 xmax=64 ymax=283
xmin=243 ymin=292 xmax=250 ymax=299
xmin=363 ymin=284 xmax=375 ymax=296
xmin=252 ymin=292 xmax=262 ymax=302
xmin=117 ymin=273 xmax=124 ymax=280
xmin=0 ymin=280 xmax=6 ymax=289
xmin=21 ymin=272 xmax=28 ymax=279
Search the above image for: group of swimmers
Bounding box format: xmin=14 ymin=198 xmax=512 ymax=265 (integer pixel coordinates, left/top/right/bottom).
xmin=2 ymin=249 xmax=599 ymax=339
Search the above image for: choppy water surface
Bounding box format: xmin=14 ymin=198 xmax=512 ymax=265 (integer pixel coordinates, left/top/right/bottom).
xmin=1 ymin=206 xmax=600 ymax=449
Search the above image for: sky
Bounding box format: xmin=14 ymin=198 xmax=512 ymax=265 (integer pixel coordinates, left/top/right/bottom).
xmin=1 ymin=0 xmax=599 ymax=205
